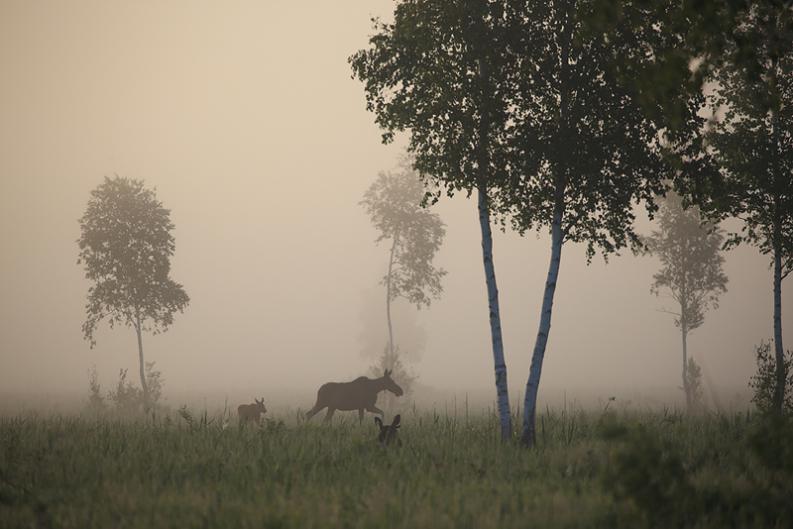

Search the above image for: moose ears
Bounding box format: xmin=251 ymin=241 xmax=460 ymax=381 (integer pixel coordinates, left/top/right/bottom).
xmin=374 ymin=417 xmax=383 ymax=428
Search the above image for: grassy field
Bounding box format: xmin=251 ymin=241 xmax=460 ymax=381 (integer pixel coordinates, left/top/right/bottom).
xmin=1 ymin=408 xmax=791 ymax=529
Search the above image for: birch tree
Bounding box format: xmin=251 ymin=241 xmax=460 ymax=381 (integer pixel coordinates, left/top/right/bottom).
xmin=361 ymin=158 xmax=446 ymax=381
xmin=645 ymin=193 xmax=728 ymax=411
xmin=503 ymin=0 xmax=668 ymax=446
xmin=350 ymin=0 xmax=518 ymax=439
xmin=704 ymin=3 xmax=793 ymax=415
xmin=78 ymin=176 xmax=189 ymax=411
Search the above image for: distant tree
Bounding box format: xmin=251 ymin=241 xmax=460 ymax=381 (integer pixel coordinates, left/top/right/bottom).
xmin=351 ymin=0 xmax=517 ymax=439
xmin=78 ymin=176 xmax=189 ymax=411
xmin=704 ymin=5 xmax=793 ymax=415
xmin=501 ymin=0 xmax=668 ymax=446
xmin=360 ymin=159 xmax=446 ymax=371
xmin=645 ymin=193 xmax=728 ymax=411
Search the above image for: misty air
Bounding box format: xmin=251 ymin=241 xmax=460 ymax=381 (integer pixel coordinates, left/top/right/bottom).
xmin=1 ymin=1 xmax=792 ymax=528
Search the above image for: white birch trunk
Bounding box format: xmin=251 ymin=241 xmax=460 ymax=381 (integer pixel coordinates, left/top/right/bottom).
xmin=477 ymin=184 xmax=512 ymax=440
xmin=521 ymin=202 xmax=564 ymax=447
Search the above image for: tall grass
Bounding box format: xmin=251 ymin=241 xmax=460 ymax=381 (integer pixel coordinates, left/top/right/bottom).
xmin=0 ymin=409 xmax=789 ymax=528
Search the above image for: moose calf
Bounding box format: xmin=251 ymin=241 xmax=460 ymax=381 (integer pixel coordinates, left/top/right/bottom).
xmin=238 ymin=398 xmax=267 ymax=425
xmin=374 ymin=414 xmax=401 ymax=446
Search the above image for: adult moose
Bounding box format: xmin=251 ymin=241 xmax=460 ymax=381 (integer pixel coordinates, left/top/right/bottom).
xmin=305 ymin=369 xmax=403 ymax=423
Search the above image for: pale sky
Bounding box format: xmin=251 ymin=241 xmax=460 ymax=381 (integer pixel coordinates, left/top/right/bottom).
xmin=1 ymin=1 xmax=789 ymax=411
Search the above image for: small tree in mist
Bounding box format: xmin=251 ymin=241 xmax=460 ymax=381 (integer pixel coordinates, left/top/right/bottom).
xmin=360 ymin=158 xmax=446 ymax=382
xmin=645 ymin=193 xmax=728 ymax=412
xmin=78 ymin=176 xmax=189 ymax=412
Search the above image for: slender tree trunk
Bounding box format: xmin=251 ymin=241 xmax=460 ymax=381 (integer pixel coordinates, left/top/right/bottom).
xmin=135 ymin=314 xmax=150 ymax=411
xmin=773 ymin=241 xmax=785 ymax=414
xmin=521 ymin=0 xmax=572 ymax=448
xmin=521 ymin=198 xmax=564 ymax=447
xmin=477 ymin=184 xmax=512 ymax=440
xmin=682 ymin=323 xmax=690 ymax=411
xmin=385 ymin=233 xmax=399 ymax=361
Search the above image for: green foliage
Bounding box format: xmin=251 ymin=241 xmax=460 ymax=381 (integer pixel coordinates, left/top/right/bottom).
xmin=749 ymin=341 xmax=793 ymax=415
xmin=78 ymin=176 xmax=190 ymax=344
xmin=350 ymin=0 xmax=514 ymax=198
xmin=1 ymin=411 xmax=791 ymax=528
xmin=583 ymin=1 xmax=788 ymax=133
xmin=603 ymin=415 xmax=793 ymax=528
xmin=361 ymin=158 xmax=447 ymax=308
xmin=702 ymin=4 xmax=793 ymax=265
xmin=500 ymin=0 xmax=668 ymax=261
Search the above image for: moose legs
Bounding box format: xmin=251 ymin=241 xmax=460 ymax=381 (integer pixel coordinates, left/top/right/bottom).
xmin=305 ymin=406 xmax=320 ymax=420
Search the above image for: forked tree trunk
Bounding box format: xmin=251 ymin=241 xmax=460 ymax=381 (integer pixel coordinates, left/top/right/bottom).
xmin=135 ymin=315 xmax=150 ymax=411
xmin=477 ymin=184 xmax=512 ymax=440
xmin=773 ymin=241 xmax=785 ymax=415
xmin=521 ymin=197 xmax=564 ymax=447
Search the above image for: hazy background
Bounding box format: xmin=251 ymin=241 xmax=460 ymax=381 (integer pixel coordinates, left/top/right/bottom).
xmin=1 ymin=1 xmax=789 ymax=412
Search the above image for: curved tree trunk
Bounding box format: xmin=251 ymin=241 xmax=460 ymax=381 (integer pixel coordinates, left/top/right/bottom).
xmin=521 ymin=199 xmax=564 ymax=447
xmin=135 ymin=315 xmax=150 ymax=412
xmin=477 ymin=184 xmax=512 ymax=440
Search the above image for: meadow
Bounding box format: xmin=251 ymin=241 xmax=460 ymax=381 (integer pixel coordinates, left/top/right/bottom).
xmin=1 ymin=408 xmax=791 ymax=529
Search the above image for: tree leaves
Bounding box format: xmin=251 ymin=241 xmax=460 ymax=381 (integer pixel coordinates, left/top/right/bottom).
xmin=361 ymin=159 xmax=447 ymax=308
xmin=77 ymin=176 xmax=190 ymax=346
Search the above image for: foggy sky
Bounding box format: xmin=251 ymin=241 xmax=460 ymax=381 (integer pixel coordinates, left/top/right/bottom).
xmin=1 ymin=1 xmax=790 ymax=408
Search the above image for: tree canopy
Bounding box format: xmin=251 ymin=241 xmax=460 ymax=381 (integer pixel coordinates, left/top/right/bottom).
xmin=361 ymin=159 xmax=447 ymax=309
xmin=78 ymin=176 xmax=190 ymax=344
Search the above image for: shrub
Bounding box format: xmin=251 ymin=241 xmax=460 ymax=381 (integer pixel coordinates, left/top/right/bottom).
xmin=684 ymin=357 xmax=704 ymax=412
xmin=87 ymin=362 xmax=165 ymax=416
xmin=748 ymin=341 xmax=793 ymax=414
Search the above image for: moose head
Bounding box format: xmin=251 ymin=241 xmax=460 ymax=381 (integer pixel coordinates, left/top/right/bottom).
xmin=382 ymin=369 xmax=404 ymax=397
xmin=374 ymin=414 xmax=401 ymax=445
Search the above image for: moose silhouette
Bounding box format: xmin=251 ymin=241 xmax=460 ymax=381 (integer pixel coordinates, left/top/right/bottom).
xmin=305 ymin=369 xmax=403 ymax=423
xmin=238 ymin=398 xmax=267 ymax=424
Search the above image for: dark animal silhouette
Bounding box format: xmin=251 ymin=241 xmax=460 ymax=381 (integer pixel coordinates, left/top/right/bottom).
xmin=238 ymin=398 xmax=267 ymax=424
xmin=305 ymin=369 xmax=403 ymax=423
xmin=375 ymin=414 xmax=401 ymax=446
